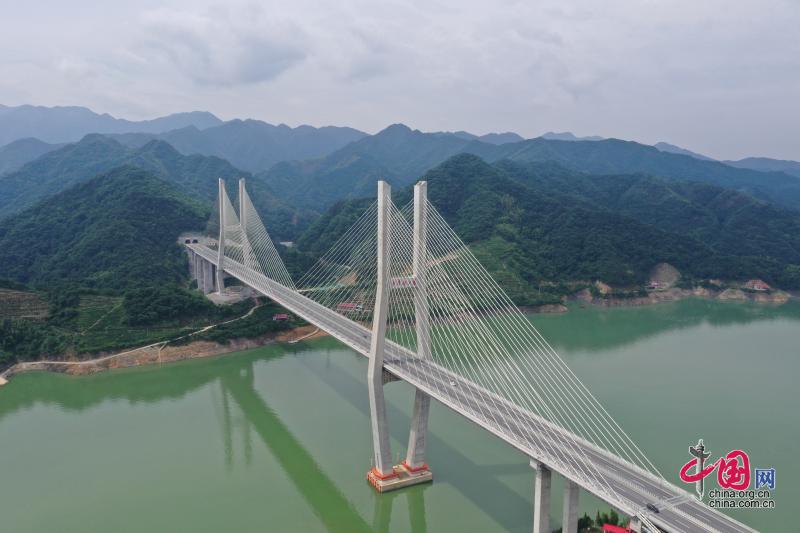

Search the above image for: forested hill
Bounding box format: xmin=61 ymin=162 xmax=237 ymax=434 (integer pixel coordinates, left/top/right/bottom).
xmin=294 ymin=154 xmax=800 ymax=304
xmin=0 ymin=134 xmax=312 ymax=240
xmin=496 ymin=160 xmax=800 ymax=268
xmin=0 ymin=138 xmax=63 ymax=175
xmin=0 ymin=166 xmax=207 ymax=288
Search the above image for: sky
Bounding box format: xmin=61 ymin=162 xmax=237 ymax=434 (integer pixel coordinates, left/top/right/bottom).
xmin=1 ymin=0 xmax=798 ymax=160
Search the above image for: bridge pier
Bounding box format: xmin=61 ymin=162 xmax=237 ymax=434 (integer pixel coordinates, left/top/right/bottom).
xmin=196 ymin=257 xmax=205 ymax=292
xmin=191 ymin=252 xmax=200 ymax=287
xmin=199 ymin=259 xmax=214 ymax=294
xmin=208 ymin=261 xmax=217 ymax=294
xmin=530 ymin=460 xmax=551 ymax=533
xmin=562 ymin=479 xmax=580 ymax=533
xmin=188 ymin=250 xmax=196 ymax=280
xmin=197 ymin=259 xmax=204 ymax=292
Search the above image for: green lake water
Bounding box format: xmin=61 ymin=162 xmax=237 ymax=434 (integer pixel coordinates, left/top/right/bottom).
xmin=0 ymin=299 xmax=797 ymax=532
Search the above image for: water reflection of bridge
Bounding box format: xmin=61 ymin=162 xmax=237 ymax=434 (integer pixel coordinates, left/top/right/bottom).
xmin=217 ymin=356 xmax=425 ymax=532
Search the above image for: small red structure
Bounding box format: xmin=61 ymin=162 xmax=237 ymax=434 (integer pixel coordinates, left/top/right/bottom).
xmin=743 ymin=279 xmax=771 ymax=291
xmin=336 ymin=302 xmax=364 ymax=313
xmin=272 ymin=313 xmax=290 ymax=321
xmin=603 ymin=524 xmax=632 ymax=533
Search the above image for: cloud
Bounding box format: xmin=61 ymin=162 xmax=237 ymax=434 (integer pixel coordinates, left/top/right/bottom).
xmin=136 ymin=5 xmax=307 ymax=87
xmin=0 ymin=0 xmax=798 ymax=159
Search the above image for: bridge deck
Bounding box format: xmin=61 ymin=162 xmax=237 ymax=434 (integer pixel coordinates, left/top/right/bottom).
xmin=188 ymin=244 xmax=754 ymax=533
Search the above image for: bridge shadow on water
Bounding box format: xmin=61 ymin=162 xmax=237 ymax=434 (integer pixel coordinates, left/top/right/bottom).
xmin=296 ymin=350 xmax=532 ymax=532
xmin=218 ymin=357 xmax=433 ymax=533
xmin=216 ymin=348 xmax=534 ymax=532
xmin=218 ymin=360 xmax=374 ymax=532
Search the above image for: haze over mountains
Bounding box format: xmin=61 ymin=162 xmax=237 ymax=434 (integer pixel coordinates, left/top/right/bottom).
xmin=0 ymin=104 xmax=221 ymax=146
xmin=108 ymin=119 xmax=367 ymax=173
xmin=0 ymin=138 xmax=64 ymax=175
xmin=2 ymin=103 xmax=800 ymax=299
xmin=2 ymin=104 xmax=798 ymax=181
xmin=723 ymin=157 xmax=800 ymax=179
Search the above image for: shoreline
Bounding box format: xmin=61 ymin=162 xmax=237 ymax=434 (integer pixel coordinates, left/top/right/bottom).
xmin=527 ymin=286 xmax=794 ymax=314
xmin=0 ymin=324 xmax=326 ymax=384
xmin=1 ymin=290 xmax=794 ymax=384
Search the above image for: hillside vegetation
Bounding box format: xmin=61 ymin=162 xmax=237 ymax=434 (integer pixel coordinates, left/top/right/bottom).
xmin=0 ymin=138 xmax=63 ymax=175
xmin=498 ymin=160 xmax=800 ymax=269
xmin=0 ymin=166 xmax=208 ymax=287
xmin=293 ymin=154 xmax=800 ymax=305
xmin=0 ymin=135 xmax=312 ymax=239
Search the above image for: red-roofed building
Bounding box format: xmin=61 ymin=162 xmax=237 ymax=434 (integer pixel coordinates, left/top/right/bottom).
xmin=743 ymin=279 xmax=771 ymax=292
xmin=272 ymin=313 xmax=290 ymax=321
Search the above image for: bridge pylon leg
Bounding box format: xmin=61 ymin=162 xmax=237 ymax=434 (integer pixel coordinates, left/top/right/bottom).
xmin=562 ymin=479 xmax=580 ymax=533
xmin=530 ymin=460 xmax=551 ymax=533
xmin=366 ymin=181 xmax=397 ymax=491
xmin=404 ymin=181 xmax=433 ymax=478
xmin=216 ymin=178 xmax=226 ymax=295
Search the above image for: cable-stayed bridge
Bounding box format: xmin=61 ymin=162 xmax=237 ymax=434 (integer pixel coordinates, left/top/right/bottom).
xmin=185 ymin=178 xmax=755 ymax=533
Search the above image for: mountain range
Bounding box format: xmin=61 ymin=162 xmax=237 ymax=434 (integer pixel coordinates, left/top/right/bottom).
xmin=255 ymin=123 xmax=800 ymax=213
xmin=653 ymin=142 xmax=716 ymax=161
xmin=723 ymin=157 xmax=800 ymax=178
xmin=0 ymin=104 xmax=222 ymax=146
xmin=2 ymin=105 xmax=800 ymax=299
xmin=107 ymin=119 xmax=368 ymax=173
xmin=541 ymin=131 xmax=604 ymax=142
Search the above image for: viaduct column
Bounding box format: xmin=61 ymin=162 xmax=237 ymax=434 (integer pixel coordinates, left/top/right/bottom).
xmin=192 ymin=252 xmax=201 ymax=286
xmin=204 ymin=260 xmax=215 ymax=294
xmin=196 ymin=258 xmax=204 ymax=292
xmin=562 ymin=479 xmax=580 ymax=532
xmin=531 ymin=460 xmax=551 ymax=533
xmin=198 ymin=257 xmax=206 ymax=293
xmin=216 ymin=178 xmax=226 ymax=295
xmin=367 ymin=180 xmax=395 ymax=487
xmin=404 ymin=181 xmax=433 ymax=474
